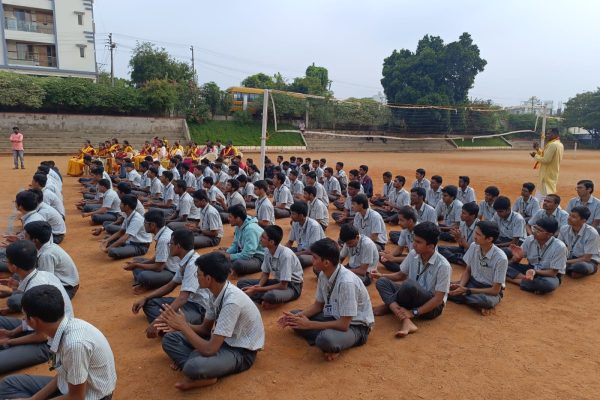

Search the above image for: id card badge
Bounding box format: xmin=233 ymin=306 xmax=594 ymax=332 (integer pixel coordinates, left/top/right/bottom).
xmin=324 ymin=303 xmax=334 ymax=317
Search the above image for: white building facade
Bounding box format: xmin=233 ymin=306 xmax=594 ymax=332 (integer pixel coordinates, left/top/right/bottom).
xmin=0 ymin=0 xmax=96 ymax=79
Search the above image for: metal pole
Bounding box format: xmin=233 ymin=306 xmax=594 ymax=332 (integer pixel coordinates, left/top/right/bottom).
xmin=190 ymin=45 xmax=196 ymax=83
xmin=109 ymin=33 xmax=115 ymax=87
xmin=259 ymin=89 xmax=269 ymax=179
xmin=540 ymin=105 xmax=547 ymax=147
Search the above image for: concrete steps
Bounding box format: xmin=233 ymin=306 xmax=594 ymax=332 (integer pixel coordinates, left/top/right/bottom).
xmin=304 ymin=134 xmax=455 ymax=152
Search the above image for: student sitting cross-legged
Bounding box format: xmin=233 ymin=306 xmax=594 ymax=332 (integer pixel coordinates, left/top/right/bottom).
xmin=380 ymin=206 xmax=418 ymax=272
xmin=448 ymin=221 xmax=508 ymax=315
xmin=338 ymin=224 xmax=379 ymax=286
xmin=507 ymin=217 xmax=567 ymax=294
xmin=558 ymin=206 xmax=600 ymax=278
xmin=158 ymin=252 xmax=265 ymax=391
xmin=278 ymin=238 xmax=374 ymax=362
xmin=0 ymin=285 xmax=116 ymax=400
xmin=238 ymin=225 xmax=304 ymax=309
xmin=371 ymin=222 xmax=451 ymax=338
xmin=286 ymin=201 xmax=325 ymax=268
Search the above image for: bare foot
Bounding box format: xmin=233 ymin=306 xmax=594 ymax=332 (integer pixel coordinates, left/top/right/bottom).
xmin=395 ymin=319 xmax=418 ymax=338
xmin=323 ymin=352 xmax=341 ymax=362
xmin=570 ymin=272 xmax=584 ymax=279
xmin=261 ymin=302 xmax=279 ymax=310
xmin=175 ymin=377 xmax=218 ymax=391
xmin=480 ymin=308 xmax=494 ymax=316
xmin=372 ymin=304 xmax=390 ymax=316
xmin=169 ymin=361 xmax=181 ymax=371
xmin=145 ymin=325 xmax=159 ymax=339
xmin=132 ymin=285 xmax=146 ymax=295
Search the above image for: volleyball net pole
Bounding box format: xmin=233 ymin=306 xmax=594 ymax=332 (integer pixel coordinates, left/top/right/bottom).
xmin=259 ymin=89 xmax=269 ymax=180
xmin=539 ymin=105 xmax=547 ymax=148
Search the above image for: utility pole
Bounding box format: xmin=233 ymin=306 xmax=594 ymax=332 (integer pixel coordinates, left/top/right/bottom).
xmin=190 ymin=45 xmax=196 ymax=83
xmin=108 ymin=33 xmax=116 ymax=87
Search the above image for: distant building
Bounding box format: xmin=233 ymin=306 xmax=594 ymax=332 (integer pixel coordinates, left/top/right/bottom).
xmin=0 ymin=0 xmax=96 ymax=79
xmin=508 ymin=98 xmax=555 ymax=115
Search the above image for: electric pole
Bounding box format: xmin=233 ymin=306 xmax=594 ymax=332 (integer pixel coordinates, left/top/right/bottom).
xmin=108 ymin=33 xmax=116 ymax=87
xmin=190 ymin=45 xmax=196 ymax=83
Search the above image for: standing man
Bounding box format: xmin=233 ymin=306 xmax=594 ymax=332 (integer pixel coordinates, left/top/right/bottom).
xmin=530 ymin=128 xmax=564 ymax=199
xmin=10 ymin=126 xmax=24 ymax=170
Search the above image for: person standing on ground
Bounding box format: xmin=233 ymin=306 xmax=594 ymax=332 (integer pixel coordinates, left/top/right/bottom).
xmin=9 ymin=127 xmax=24 ymax=170
xmin=530 ymin=128 xmax=564 ymax=199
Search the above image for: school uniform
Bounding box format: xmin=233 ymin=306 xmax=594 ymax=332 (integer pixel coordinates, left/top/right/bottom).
xmin=414 ymin=202 xmax=438 ymax=225
xmin=426 ymin=187 xmax=443 ymax=208
xmin=203 ymin=167 xmax=216 ymax=181
xmin=42 ymin=186 xmax=65 ymax=218
xmin=219 ymin=191 xmax=246 ymax=222
xmin=143 ymin=250 xmax=209 ymax=324
xmin=255 ymin=196 xmax=275 ymax=225
xmin=238 ymin=245 xmax=304 ymax=304
xmin=308 ymin=198 xmax=329 ymax=230
xmin=36 ymin=203 xmax=67 ymax=244
xmin=382 ymin=228 xmax=414 ymax=272
xmin=528 ymin=208 xmax=569 ymax=232
xmin=169 ymin=167 xmax=180 ymax=180
xmin=332 ymin=195 xmax=356 ymax=224
xmin=377 ymin=188 xmax=409 ymax=222
xmin=37 ymin=241 xmax=79 ymax=297
xmin=376 ymin=250 xmax=451 ymax=320
xmin=558 ymin=223 xmax=600 ymax=277
xmin=149 ymin=177 xmax=164 ymax=198
xmin=412 ymin=178 xmax=431 ymax=191
xmin=340 ymin=235 xmax=379 ymax=286
xmin=513 ymin=196 xmax=540 ymax=223
xmin=227 ymin=216 xmax=265 ymax=275
xmin=0 ymin=270 xmax=73 ymax=374
xmin=436 ymin=199 xmax=463 ymax=227
xmin=448 ymin=243 xmax=508 ymax=309
xmin=438 ymin=219 xmax=479 ymax=264
xmin=288 ymin=217 xmax=326 ymax=268
xmin=354 ymin=208 xmax=388 ymax=249
xmin=493 ymin=211 xmax=527 ymax=244
xmin=479 ymin=201 xmax=496 ymax=221
xmin=506 ymin=236 xmax=567 ymax=294
xmin=456 ymin=186 xmax=477 ymax=204
xmin=289 ymin=179 xmax=305 ymax=199
xmin=132 ymin=226 xmax=178 ymax=289
xmin=314 ymin=182 xmax=329 ymax=205
xmin=192 ymin=204 xmax=223 ymax=249
xmin=107 ymin=211 xmax=152 ymax=259
xmin=207 ymin=185 xmax=226 ymax=211
xmin=183 ymin=171 xmax=196 ymax=189
xmin=566 ymin=196 xmax=600 ymax=230
xmin=91 ymin=188 xmax=121 ymax=225
xmin=215 ymin=170 xmax=229 ymax=186
xmin=127 ymin=169 xmax=142 ymax=188
xmin=162 ymin=283 xmax=265 ymax=381
xmin=294 ymin=265 xmax=373 ymax=354
xmin=273 ymin=186 xmax=293 ymax=219
xmin=324 ymin=176 xmax=342 ymax=202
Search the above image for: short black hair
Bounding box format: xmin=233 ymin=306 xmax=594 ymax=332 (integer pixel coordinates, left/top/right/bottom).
xmin=410 ymin=187 xmax=426 ymax=199
xmin=16 ymin=190 xmax=38 ymax=211
xmin=484 ymin=186 xmax=500 ymax=197
xmin=28 ymin=188 xmax=43 ymax=204
xmin=237 ymin=174 xmax=248 ymax=183
xmin=192 ymin=189 xmax=209 ymax=202
xmin=162 ymin=170 xmax=174 ymax=181
xmin=254 ymin=180 xmax=268 ymax=191
xmin=397 ymin=206 xmax=417 ymax=222
xmin=228 ymin=204 xmax=247 ymax=220
xmin=196 ymin=252 xmax=230 ymax=283
xmin=339 ymin=223 xmax=359 ymax=243
xmin=476 ymin=220 xmax=500 ymax=241
xmin=348 ymin=181 xmax=361 ymax=190
xmin=264 ymin=225 xmax=284 ymax=245
xmin=352 ymin=193 xmax=369 ymax=209
xmin=522 ymin=182 xmax=535 ymax=193
xmin=117 ymin=182 xmax=131 ymax=194
xmin=306 ymin=171 xmax=317 ymax=180
xmin=462 ymin=202 xmax=479 ymax=216
xmin=459 ymin=176 xmax=470 ymax=185
xmin=546 ymin=194 xmax=561 ymax=205
xmin=493 ymin=196 xmax=511 ymax=211
xmin=98 ymin=178 xmax=111 ymax=189
xmin=174 ymin=179 xmax=187 ymax=191
xmin=274 ymin=172 xmax=286 ymax=184
xmin=121 ymin=194 xmax=137 ymax=210
xmin=22 ymin=285 xmax=65 ymax=323
xmin=535 ymin=216 xmax=559 ymax=234
xmin=383 ymin=171 xmax=392 ymax=178
xmin=359 ymin=165 xmax=368 ymax=172
xmin=144 ymin=209 xmax=165 ymax=229
xmin=413 ymin=221 xmax=440 ymax=246
xmin=431 ymin=175 xmax=443 ymax=184
xmin=416 ymin=168 xmax=426 ymax=176
xmin=303 ymin=185 xmax=317 ymax=197
xmin=577 ymin=179 xmax=594 ymax=194
xmin=336 ymin=161 xmax=344 ymax=168
xmin=442 ymin=185 xmax=457 ymax=199
xmin=289 ymin=169 xmax=299 ymax=177
xmin=310 ymin=238 xmax=340 ymax=267
xmin=394 ymin=175 xmax=406 ymax=185
xmin=203 ymin=176 xmax=214 ymax=186
xmin=24 ymin=221 xmax=52 ymax=244
xmin=6 ymin=240 xmax=37 ymax=271
xmin=290 ymin=201 xmax=308 ymax=216
xmin=32 ymin=174 xmax=47 ymax=187
xmin=171 ymin=228 xmax=194 ymax=251
xmin=571 ymin=205 xmax=591 ymax=221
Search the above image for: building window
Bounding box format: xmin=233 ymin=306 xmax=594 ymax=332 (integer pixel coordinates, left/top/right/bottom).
xmin=75 ymin=11 xmax=84 ymax=25
xmin=78 ymin=45 xmax=86 ymax=58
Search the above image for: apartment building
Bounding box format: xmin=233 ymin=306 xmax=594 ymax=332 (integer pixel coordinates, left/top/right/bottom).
xmin=0 ymin=0 xmax=96 ymax=79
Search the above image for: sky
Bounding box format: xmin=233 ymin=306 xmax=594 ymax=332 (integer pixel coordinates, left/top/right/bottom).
xmin=93 ymin=0 xmax=600 ymax=107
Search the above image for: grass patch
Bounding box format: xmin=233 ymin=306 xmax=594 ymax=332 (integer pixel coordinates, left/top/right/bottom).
xmin=188 ymin=120 xmax=305 ymax=146
xmin=455 ymin=136 xmax=510 ymax=147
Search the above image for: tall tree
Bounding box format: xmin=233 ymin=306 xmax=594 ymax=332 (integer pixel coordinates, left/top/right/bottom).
xmin=129 ymin=42 xmax=193 ymax=87
xmin=241 ymin=73 xmax=275 ymax=89
xmin=563 ymin=89 xmax=600 ymax=146
xmin=305 ymin=63 xmax=330 ymax=93
xmin=381 ymin=33 xmax=486 ymax=105
xmin=201 ymin=81 xmax=221 ymax=117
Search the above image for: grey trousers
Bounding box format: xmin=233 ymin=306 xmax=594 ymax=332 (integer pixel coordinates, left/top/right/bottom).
xmin=12 ymin=150 xmax=24 ymax=168
xmin=344 ymin=264 xmax=371 ymax=286
xmin=91 ymin=212 xmax=119 ymax=225
xmin=237 ymin=279 xmax=302 ymax=304
xmin=82 ymin=203 xmax=101 ymax=212
xmin=162 ymin=333 xmax=257 ymax=380
xmin=447 ymin=277 xmax=502 ymax=310
xmin=0 ymin=317 xmax=51 ymax=374
xmin=232 ymin=256 xmax=263 ymax=275
xmin=103 ymin=220 xmax=122 ymax=234
xmin=389 ymin=231 xmax=401 ymax=244
xmin=7 ymin=284 xmax=77 ymax=313
xmin=107 ymin=242 xmax=149 ymax=260
xmin=296 ymin=254 xmax=314 ymax=268
xmin=375 ymin=278 xmax=444 ymax=320
xmin=0 ymin=374 xmax=112 ymax=400
xmin=132 ymin=265 xmax=175 ymax=289
xmin=52 ymin=234 xmax=64 ymax=245
xmin=438 ymin=245 xmax=466 ymax=264
xmin=292 ymin=312 xmax=370 ymax=354
xmin=507 ymin=263 xmax=560 ymax=294
xmin=193 ymin=234 xmax=220 ymax=250
xmin=333 ymin=199 xmax=345 ymax=211
xmin=142 ymin=297 xmax=205 ymax=324
xmin=566 ymin=261 xmax=598 ymax=277
xmin=274 ymin=208 xmax=291 ymax=219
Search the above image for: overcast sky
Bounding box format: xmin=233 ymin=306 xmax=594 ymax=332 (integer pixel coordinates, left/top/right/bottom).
xmin=94 ymin=0 xmax=600 ymax=107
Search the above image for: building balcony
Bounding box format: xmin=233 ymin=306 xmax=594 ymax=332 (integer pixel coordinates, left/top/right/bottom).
xmin=7 ymin=51 xmax=57 ymax=68
xmin=1 ymin=0 xmax=53 ymax=11
xmin=4 ymin=17 xmax=54 ymax=34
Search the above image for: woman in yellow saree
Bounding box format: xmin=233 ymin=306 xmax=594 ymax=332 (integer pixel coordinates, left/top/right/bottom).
xmin=67 ymin=140 xmax=96 ymax=176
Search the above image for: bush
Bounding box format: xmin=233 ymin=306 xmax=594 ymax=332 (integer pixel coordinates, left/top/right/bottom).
xmin=233 ymin=110 xmax=253 ymax=125
xmin=0 ymin=72 xmax=45 ymax=109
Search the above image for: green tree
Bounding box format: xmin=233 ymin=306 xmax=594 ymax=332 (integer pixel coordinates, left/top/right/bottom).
xmin=201 ymin=81 xmax=221 ymax=117
xmin=241 ymin=73 xmax=275 ymax=89
xmin=563 ymin=89 xmax=600 ymax=146
xmin=139 ymin=79 xmax=178 ymax=116
xmin=305 ymin=63 xmax=330 ymax=93
xmin=0 ymin=72 xmax=45 ymax=109
xmin=129 ymin=42 xmax=193 ymax=87
xmin=219 ymin=91 xmax=233 ymax=119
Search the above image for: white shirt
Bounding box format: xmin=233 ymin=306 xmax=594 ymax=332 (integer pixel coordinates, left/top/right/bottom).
xmin=273 ymin=185 xmax=294 ymax=209
xmin=199 ymin=204 xmax=224 ymax=238
xmin=493 ymin=211 xmax=526 ymax=240
xmin=171 ymin=250 xmax=210 ymax=308
xmin=255 ymin=196 xmax=275 ymax=224
xmin=153 ymin=227 xmax=178 ymax=273
xmin=412 ymin=178 xmax=431 ymax=191
xmin=463 ymin=243 xmax=508 ymax=286
xmin=18 ymin=270 xmax=74 ymax=320
xmin=289 ymin=217 xmax=325 ymax=250
xmin=513 ymin=196 xmax=540 ymax=222
xmin=177 ymin=192 xmax=194 ymax=216
xmin=400 ymin=250 xmax=452 ymax=302
xmin=566 ymin=196 xmax=600 ymax=225
xmin=558 ymin=224 xmax=600 ymax=263
xmin=324 ymin=176 xmax=342 ymax=196
xmin=520 ymin=236 xmax=568 ymax=274
xmin=436 ymin=199 xmax=463 ymax=226
xmin=126 ymin=169 xmax=142 ymax=187
xmin=457 ymin=186 xmax=477 ymax=204
xmin=340 ymin=235 xmax=379 ymax=272
xmin=122 ymin=212 xmax=153 ymax=244
xmin=308 ymin=198 xmax=329 ymax=228
xmin=261 ymin=245 xmax=304 ymax=283
xmin=426 ymin=187 xmax=443 ymax=208
xmin=354 ymin=208 xmax=388 ymax=244
xmin=101 ymin=189 xmax=121 ymax=213
xmin=42 ymin=187 xmax=65 ymax=217
xmin=413 ymin=203 xmax=438 ymax=224
xmin=37 ymin=203 xmax=66 ymax=235
xmin=37 ymin=241 xmax=79 ymax=287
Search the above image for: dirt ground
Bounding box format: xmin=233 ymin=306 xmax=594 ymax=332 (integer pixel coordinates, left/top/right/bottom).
xmin=1 ymin=150 xmax=600 ymax=400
